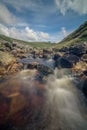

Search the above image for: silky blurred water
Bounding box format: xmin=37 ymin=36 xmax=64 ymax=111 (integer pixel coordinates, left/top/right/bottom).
xmin=0 ymin=69 xmax=87 ymax=130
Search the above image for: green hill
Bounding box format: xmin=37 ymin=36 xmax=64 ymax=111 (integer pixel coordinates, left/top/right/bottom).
xmin=55 ymin=21 xmax=87 ymax=48
xmin=0 ymin=21 xmax=87 ymax=49
xmin=0 ymin=34 xmax=54 ymax=49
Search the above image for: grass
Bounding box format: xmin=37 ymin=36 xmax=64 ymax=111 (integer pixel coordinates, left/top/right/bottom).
xmin=0 ymin=21 xmax=87 ymax=49
xmin=0 ymin=34 xmax=54 ymax=49
xmin=54 ymin=21 xmax=87 ymax=49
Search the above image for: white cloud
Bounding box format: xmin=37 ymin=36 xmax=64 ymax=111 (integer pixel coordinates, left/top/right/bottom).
xmin=2 ymin=0 xmax=57 ymax=15
xmin=0 ymin=24 xmax=9 ymax=36
xmin=0 ymin=3 xmax=17 ymax=25
xmin=55 ymin=0 xmax=87 ymax=15
xmin=61 ymin=27 xmax=68 ymax=37
xmin=3 ymin=0 xmax=40 ymax=12
xmin=0 ymin=23 xmax=70 ymax=43
xmin=25 ymin=27 xmax=38 ymax=41
xmin=0 ymin=24 xmax=50 ymax=42
xmin=39 ymin=32 xmax=50 ymax=40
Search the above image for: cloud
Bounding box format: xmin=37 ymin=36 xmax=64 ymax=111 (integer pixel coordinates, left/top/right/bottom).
xmin=39 ymin=32 xmax=50 ymax=40
xmin=2 ymin=0 xmax=56 ymax=13
xmin=3 ymin=0 xmax=41 ymax=12
xmin=51 ymin=27 xmax=70 ymax=43
xmin=55 ymin=0 xmax=87 ymax=15
xmin=0 ymin=23 xmax=70 ymax=43
xmin=0 ymin=3 xmax=17 ymax=25
xmin=61 ymin=27 xmax=68 ymax=37
xmin=0 ymin=24 xmax=50 ymax=42
xmin=0 ymin=24 xmax=9 ymax=36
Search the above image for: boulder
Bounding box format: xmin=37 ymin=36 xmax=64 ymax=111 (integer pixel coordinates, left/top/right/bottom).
xmin=59 ymin=47 xmax=69 ymax=52
xmin=83 ymin=70 xmax=87 ymax=76
xmin=37 ymin=64 xmax=53 ymax=76
xmin=4 ymin=42 xmax=12 ymax=50
xmin=53 ymin=53 xmax=61 ymax=61
xmin=57 ymin=57 xmax=73 ymax=68
xmin=63 ymin=54 xmax=80 ymax=64
xmin=11 ymin=50 xmax=17 ymax=56
xmin=27 ymin=62 xmax=38 ymax=69
xmin=81 ymin=54 xmax=87 ymax=62
xmin=69 ymin=44 xmax=86 ymax=57
xmin=53 ymin=53 xmax=61 ymax=68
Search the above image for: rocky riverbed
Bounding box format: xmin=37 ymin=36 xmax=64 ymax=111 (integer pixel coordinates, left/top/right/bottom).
xmin=0 ymin=41 xmax=87 ymax=130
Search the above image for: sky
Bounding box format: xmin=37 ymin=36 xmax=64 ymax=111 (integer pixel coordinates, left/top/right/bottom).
xmin=0 ymin=0 xmax=87 ymax=42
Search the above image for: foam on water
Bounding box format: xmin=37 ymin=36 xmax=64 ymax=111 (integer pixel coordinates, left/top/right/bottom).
xmin=43 ymin=68 xmax=87 ymax=130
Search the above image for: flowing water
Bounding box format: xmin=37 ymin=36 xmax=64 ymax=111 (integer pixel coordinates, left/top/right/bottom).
xmin=0 ymin=68 xmax=87 ymax=130
xmin=43 ymin=69 xmax=87 ymax=130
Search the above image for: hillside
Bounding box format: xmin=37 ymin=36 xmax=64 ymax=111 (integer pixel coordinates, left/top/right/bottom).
xmin=0 ymin=21 xmax=87 ymax=49
xmin=0 ymin=34 xmax=54 ymax=49
xmin=55 ymin=21 xmax=87 ymax=48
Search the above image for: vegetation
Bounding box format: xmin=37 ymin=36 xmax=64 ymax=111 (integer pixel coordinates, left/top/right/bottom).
xmin=0 ymin=34 xmax=54 ymax=49
xmin=55 ymin=21 xmax=87 ymax=48
xmin=0 ymin=21 xmax=87 ymax=49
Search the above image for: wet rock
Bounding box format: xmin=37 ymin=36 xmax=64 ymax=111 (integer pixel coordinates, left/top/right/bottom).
xmin=69 ymin=44 xmax=86 ymax=57
xmin=43 ymin=53 xmax=50 ymax=59
xmin=63 ymin=54 xmax=80 ymax=64
xmin=0 ymin=48 xmax=6 ymax=52
xmin=12 ymin=42 xmax=17 ymax=47
xmin=81 ymin=54 xmax=87 ymax=62
xmin=27 ymin=62 xmax=38 ymax=69
xmin=43 ymin=48 xmax=53 ymax=54
xmin=37 ymin=64 xmax=53 ymax=75
xmin=11 ymin=50 xmax=17 ymax=56
xmin=57 ymin=57 xmax=73 ymax=68
xmin=53 ymin=53 xmax=61 ymax=68
xmin=59 ymin=47 xmax=69 ymax=52
xmin=53 ymin=53 xmax=61 ymax=61
xmin=83 ymin=70 xmax=87 ymax=76
xmin=16 ymin=53 xmax=27 ymax=59
xmin=4 ymin=42 xmax=12 ymax=50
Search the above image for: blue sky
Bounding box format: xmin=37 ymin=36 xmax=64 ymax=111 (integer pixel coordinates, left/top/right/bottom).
xmin=0 ymin=0 xmax=87 ymax=42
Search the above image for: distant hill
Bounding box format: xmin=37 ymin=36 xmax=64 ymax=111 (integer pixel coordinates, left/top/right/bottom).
xmin=55 ymin=21 xmax=87 ymax=48
xmin=1 ymin=21 xmax=87 ymax=49
xmin=0 ymin=34 xmax=54 ymax=49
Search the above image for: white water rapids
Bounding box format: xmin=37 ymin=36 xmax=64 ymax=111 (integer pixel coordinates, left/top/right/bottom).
xmin=41 ymin=69 xmax=87 ymax=130
xmin=0 ymin=69 xmax=87 ymax=130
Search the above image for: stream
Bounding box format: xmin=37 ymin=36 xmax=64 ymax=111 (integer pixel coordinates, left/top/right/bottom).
xmin=0 ymin=58 xmax=87 ymax=130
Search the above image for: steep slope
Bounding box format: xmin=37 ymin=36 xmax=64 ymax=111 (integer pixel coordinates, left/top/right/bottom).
xmin=55 ymin=21 xmax=87 ymax=48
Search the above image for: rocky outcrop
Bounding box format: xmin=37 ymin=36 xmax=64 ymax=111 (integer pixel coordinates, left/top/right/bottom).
xmin=69 ymin=44 xmax=86 ymax=57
